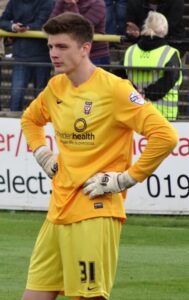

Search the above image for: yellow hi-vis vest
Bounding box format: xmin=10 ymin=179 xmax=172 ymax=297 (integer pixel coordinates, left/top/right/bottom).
xmin=124 ymin=44 xmax=182 ymax=120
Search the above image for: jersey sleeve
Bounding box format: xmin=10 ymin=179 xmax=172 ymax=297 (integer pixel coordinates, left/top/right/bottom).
xmin=114 ymin=79 xmax=178 ymax=182
xmin=21 ymin=85 xmax=51 ymax=152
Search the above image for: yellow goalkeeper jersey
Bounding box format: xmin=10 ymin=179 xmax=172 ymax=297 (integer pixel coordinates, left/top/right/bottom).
xmin=21 ymin=67 xmax=178 ymax=224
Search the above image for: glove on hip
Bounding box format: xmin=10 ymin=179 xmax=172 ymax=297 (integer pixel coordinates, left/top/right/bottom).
xmin=83 ymin=171 xmax=137 ymax=199
xmin=34 ymin=146 xmax=58 ymax=179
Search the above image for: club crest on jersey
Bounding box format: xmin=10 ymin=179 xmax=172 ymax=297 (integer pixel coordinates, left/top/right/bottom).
xmin=129 ymin=91 xmax=144 ymax=105
xmin=84 ymin=101 xmax=92 ymax=114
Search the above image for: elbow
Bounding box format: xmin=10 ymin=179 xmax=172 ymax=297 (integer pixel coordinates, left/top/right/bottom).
xmin=166 ymin=128 xmax=179 ymax=152
xmin=171 ymin=133 xmax=179 ymax=149
xmin=20 ymin=110 xmax=29 ymax=128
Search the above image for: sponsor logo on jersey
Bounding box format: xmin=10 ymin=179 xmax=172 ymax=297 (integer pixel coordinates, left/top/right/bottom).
xmin=129 ymin=91 xmax=145 ymax=105
xmin=56 ymin=131 xmax=95 ymax=141
xmin=74 ymin=118 xmax=87 ymax=132
xmin=55 ymin=117 xmax=95 ymax=145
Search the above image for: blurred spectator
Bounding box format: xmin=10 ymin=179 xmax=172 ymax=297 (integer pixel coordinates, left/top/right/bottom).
xmin=126 ymin=0 xmax=186 ymax=56
xmin=0 ymin=1 xmax=6 ymax=60
xmin=0 ymin=0 xmax=9 ymax=111
xmin=104 ymin=0 xmax=127 ymax=35
xmin=0 ymin=39 xmax=5 ymax=60
xmin=0 ymin=39 xmax=4 ymax=110
xmin=0 ymin=0 xmax=54 ymax=111
xmin=0 ymin=40 xmax=4 ymax=59
xmin=124 ymin=11 xmax=182 ymax=121
xmin=50 ymin=0 xmax=110 ymax=66
xmin=0 ymin=0 xmax=8 ymax=52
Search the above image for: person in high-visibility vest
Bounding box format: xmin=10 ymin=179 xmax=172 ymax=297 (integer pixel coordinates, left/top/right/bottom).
xmin=124 ymin=11 xmax=182 ymax=121
xmin=125 ymin=0 xmax=186 ymax=57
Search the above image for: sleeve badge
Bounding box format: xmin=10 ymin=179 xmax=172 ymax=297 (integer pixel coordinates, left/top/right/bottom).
xmin=129 ymin=91 xmax=145 ymax=105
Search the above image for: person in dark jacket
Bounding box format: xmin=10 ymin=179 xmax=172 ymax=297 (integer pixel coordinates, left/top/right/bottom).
xmin=125 ymin=0 xmax=186 ymax=56
xmin=50 ymin=0 xmax=110 ymax=66
xmin=0 ymin=0 xmax=54 ymax=111
xmin=0 ymin=0 xmax=9 ymax=111
xmin=104 ymin=0 xmax=128 ymax=35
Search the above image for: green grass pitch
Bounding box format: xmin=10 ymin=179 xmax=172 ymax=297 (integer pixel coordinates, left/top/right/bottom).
xmin=0 ymin=211 xmax=189 ymax=300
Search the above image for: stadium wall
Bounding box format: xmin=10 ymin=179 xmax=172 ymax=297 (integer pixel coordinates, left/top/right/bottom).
xmin=0 ymin=118 xmax=189 ymax=215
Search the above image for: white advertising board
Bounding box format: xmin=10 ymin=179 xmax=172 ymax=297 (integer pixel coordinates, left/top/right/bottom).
xmin=0 ymin=118 xmax=188 ymax=214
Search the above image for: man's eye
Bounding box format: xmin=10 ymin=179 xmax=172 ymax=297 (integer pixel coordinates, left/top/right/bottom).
xmin=59 ymin=45 xmax=68 ymax=49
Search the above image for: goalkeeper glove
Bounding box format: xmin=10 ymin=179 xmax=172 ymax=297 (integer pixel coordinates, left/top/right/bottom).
xmin=34 ymin=146 xmax=58 ymax=179
xmin=83 ymin=171 xmax=137 ymax=199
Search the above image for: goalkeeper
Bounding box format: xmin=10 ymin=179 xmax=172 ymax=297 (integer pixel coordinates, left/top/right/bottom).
xmin=21 ymin=12 xmax=178 ymax=300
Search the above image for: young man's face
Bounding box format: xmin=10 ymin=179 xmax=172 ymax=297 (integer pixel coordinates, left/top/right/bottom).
xmin=48 ymin=33 xmax=91 ymax=74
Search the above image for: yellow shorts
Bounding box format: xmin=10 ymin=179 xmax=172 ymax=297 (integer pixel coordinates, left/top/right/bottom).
xmin=26 ymin=217 xmax=122 ymax=299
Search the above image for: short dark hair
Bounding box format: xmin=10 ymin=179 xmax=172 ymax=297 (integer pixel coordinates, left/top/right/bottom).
xmin=43 ymin=12 xmax=94 ymax=45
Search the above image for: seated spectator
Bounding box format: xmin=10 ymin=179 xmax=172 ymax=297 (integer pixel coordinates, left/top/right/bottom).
xmin=126 ymin=0 xmax=186 ymax=57
xmin=50 ymin=0 xmax=110 ymax=66
xmin=0 ymin=0 xmax=54 ymax=111
xmin=104 ymin=0 xmax=127 ymax=35
xmin=124 ymin=11 xmax=182 ymax=121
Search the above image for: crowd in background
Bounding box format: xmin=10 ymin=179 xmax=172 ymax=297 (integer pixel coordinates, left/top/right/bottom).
xmin=0 ymin=0 xmax=187 ymax=114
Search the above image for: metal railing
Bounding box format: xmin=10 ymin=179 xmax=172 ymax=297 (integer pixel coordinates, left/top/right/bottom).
xmin=0 ymin=29 xmax=189 ymax=120
xmin=0 ymin=59 xmax=189 ymax=120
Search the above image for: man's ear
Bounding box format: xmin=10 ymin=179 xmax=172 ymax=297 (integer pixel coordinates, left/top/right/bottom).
xmin=82 ymin=41 xmax=92 ymax=56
